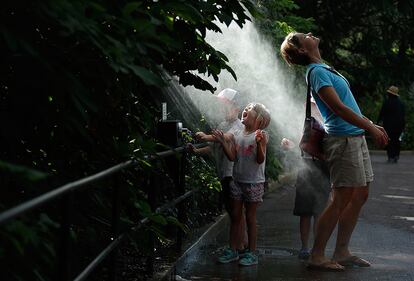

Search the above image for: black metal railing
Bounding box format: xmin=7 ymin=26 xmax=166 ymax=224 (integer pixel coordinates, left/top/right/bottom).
xmin=0 ymin=143 xmax=209 ymax=281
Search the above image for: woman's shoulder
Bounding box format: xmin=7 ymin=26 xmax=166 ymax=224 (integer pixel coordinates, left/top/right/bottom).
xmin=309 ymin=64 xmax=331 ymax=75
xmin=308 ymin=65 xmax=333 ymax=85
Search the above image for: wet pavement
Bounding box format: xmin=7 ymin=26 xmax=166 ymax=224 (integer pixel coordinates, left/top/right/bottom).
xmin=175 ymin=152 xmax=414 ymax=281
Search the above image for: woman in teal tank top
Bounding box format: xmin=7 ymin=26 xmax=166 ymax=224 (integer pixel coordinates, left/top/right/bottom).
xmin=280 ymin=32 xmax=388 ymax=271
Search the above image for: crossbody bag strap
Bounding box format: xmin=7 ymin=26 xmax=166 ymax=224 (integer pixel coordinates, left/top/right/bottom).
xmin=323 ymin=67 xmax=350 ymax=87
xmin=305 ymin=66 xmax=350 ymax=119
xmin=302 ymin=67 xmax=316 ymax=159
xmin=305 ymin=67 xmax=316 ymax=119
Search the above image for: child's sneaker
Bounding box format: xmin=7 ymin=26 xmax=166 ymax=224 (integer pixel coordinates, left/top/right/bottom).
xmin=238 ymin=247 xmax=249 ymax=257
xmin=218 ymin=247 xmax=239 ymax=263
xmin=238 ymin=251 xmax=258 ymax=266
xmin=298 ymin=248 xmax=310 ymax=260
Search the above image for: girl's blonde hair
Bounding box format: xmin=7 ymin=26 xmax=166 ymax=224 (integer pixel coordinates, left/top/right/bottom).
xmin=280 ymin=32 xmax=311 ymax=66
xmin=247 ymin=103 xmax=271 ymax=129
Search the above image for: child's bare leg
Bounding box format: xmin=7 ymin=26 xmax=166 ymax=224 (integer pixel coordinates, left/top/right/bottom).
xmin=229 ymin=199 xmax=244 ymax=250
xmin=238 ymin=209 xmax=248 ymax=250
xmin=300 ymin=216 xmax=312 ymax=250
xmin=244 ymin=202 xmax=259 ymax=251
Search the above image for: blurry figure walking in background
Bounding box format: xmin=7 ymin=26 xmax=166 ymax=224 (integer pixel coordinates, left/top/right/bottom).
xmin=377 ymin=86 xmax=406 ymax=163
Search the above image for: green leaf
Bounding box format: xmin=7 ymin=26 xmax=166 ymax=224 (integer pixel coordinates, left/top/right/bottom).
xmin=135 ymin=200 xmax=152 ymax=216
xmin=122 ymin=2 xmax=143 ymax=16
xmin=0 ymin=160 xmax=48 ymax=182
xmin=127 ymin=65 xmax=164 ymax=86
xmin=149 ymin=214 xmax=167 ymax=225
xmin=138 ymin=159 xmax=152 ymax=168
xmin=166 ymin=216 xmax=189 ymax=232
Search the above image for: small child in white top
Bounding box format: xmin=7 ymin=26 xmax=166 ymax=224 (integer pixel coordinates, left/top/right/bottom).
xmin=188 ymin=88 xmax=247 ymax=251
xmin=213 ymin=102 xmax=271 ymax=266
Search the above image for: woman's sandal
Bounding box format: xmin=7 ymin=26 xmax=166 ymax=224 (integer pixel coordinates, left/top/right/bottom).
xmin=307 ymin=260 xmax=345 ymax=272
xmin=335 ymin=256 xmax=371 ymax=267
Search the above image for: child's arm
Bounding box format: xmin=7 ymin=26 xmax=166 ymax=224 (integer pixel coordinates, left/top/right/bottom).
xmin=187 ymin=143 xmax=211 ymax=155
xmin=194 ymin=132 xmax=216 ymax=142
xmin=255 ymin=130 xmax=268 ymax=164
xmin=211 ymin=129 xmax=236 ymax=161
xmin=280 ymin=138 xmax=295 ymax=150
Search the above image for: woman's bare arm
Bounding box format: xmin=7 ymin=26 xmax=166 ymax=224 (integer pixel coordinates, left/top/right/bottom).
xmin=318 ymin=86 xmax=388 ymax=147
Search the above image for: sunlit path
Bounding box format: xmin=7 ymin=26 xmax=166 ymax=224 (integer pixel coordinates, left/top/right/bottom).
xmin=175 ymin=152 xmax=414 ymax=281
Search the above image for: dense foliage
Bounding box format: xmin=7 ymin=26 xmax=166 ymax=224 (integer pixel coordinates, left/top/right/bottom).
xmin=0 ymin=1 xmax=256 ymax=280
xmin=280 ymin=0 xmax=414 ymax=148
xmin=254 ymin=0 xmax=316 ymax=46
xmin=1 ymin=0 xmax=413 ymax=279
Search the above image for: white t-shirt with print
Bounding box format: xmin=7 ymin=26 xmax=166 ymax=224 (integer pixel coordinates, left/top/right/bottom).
xmin=232 ymin=130 xmax=267 ymax=183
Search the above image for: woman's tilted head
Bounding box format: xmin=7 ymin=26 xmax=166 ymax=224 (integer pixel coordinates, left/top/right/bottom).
xmin=280 ymin=32 xmax=319 ymax=66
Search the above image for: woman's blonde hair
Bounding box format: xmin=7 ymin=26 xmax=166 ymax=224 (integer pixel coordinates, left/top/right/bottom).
xmin=280 ymin=32 xmax=311 ymax=66
xmin=248 ymin=103 xmax=271 ymax=129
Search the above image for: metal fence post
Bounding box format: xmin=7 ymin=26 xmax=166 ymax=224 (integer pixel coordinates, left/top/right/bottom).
xmin=146 ymin=173 xmax=156 ymax=276
xmin=58 ymin=192 xmax=74 ymax=281
xmin=176 ymin=151 xmax=186 ymax=253
xmin=109 ymin=177 xmax=121 ymax=281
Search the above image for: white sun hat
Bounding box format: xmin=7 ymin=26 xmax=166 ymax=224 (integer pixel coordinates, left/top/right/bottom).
xmin=217 ymin=88 xmax=240 ymax=105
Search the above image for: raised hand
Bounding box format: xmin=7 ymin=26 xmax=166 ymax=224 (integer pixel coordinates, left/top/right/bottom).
xmin=255 ymin=129 xmax=264 ymax=144
xmin=186 ymin=143 xmax=197 ymax=153
xmin=194 ymin=132 xmax=207 ymax=141
xmin=211 ymin=129 xmax=225 ymax=143
xmin=280 ymin=138 xmax=295 ymax=150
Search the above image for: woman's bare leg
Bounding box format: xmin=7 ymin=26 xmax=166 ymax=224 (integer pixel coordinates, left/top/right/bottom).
xmin=333 ymin=185 xmax=369 ymax=260
xmin=310 ymin=187 xmax=353 ymax=264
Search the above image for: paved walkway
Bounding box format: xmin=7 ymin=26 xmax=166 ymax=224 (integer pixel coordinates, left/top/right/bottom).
xmin=175 ymin=153 xmax=414 ymax=281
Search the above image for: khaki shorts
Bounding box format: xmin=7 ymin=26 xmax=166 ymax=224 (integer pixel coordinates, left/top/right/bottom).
xmin=323 ymin=134 xmax=373 ymax=188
